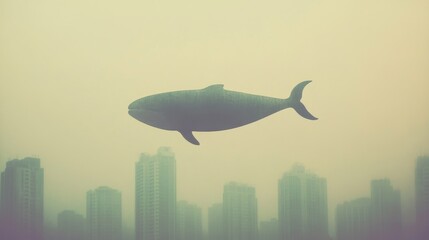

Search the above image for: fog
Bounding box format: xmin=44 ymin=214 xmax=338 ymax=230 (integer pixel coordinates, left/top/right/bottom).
xmin=1 ymin=0 xmax=428 ymax=237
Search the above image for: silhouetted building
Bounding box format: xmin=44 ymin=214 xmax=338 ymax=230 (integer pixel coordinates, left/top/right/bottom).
xmin=259 ymin=218 xmax=279 ymax=240
xmin=223 ymin=182 xmax=258 ymax=240
xmin=208 ymin=203 xmax=223 ymax=240
xmin=122 ymin=224 xmax=135 ymax=240
xmin=278 ymin=164 xmax=329 ymax=240
xmin=87 ymin=186 xmax=122 ymax=240
xmin=135 ymin=147 xmax=176 ymax=240
xmin=0 ymin=157 xmax=44 ymax=240
xmin=416 ymin=156 xmax=429 ymax=240
xmin=57 ymin=210 xmax=86 ymax=240
xmin=177 ymin=201 xmax=203 ymax=240
xmin=370 ymin=179 xmax=402 ymax=240
xmin=336 ymin=198 xmax=371 ymax=240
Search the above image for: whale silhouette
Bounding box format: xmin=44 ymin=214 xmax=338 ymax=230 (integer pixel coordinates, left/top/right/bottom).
xmin=128 ymin=81 xmax=317 ymax=145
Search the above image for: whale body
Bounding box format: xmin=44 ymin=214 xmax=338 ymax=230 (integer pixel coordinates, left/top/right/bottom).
xmin=128 ymin=81 xmax=317 ymax=145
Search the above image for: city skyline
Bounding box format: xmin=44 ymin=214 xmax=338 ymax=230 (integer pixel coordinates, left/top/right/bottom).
xmin=0 ymin=152 xmax=425 ymax=233
xmin=2 ymin=153 xmax=428 ymax=240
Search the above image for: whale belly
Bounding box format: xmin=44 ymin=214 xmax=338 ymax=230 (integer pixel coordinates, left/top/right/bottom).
xmin=180 ymin=105 xmax=281 ymax=131
xmin=129 ymin=109 xmax=178 ymax=131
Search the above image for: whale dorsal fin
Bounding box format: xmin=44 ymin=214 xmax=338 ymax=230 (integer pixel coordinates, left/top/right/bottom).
xmin=203 ymin=84 xmax=224 ymax=91
xmin=179 ymin=131 xmax=200 ymax=145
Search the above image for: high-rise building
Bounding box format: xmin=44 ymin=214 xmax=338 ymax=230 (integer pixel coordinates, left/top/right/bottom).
xmin=87 ymin=186 xmax=122 ymax=240
xmin=208 ymin=203 xmax=223 ymax=240
xmin=223 ymin=182 xmax=258 ymax=240
xmin=57 ymin=210 xmax=86 ymax=240
xmin=0 ymin=157 xmax=44 ymax=240
xmin=259 ymin=218 xmax=279 ymax=240
xmin=336 ymin=198 xmax=371 ymax=240
xmin=278 ymin=164 xmax=329 ymax=240
xmin=176 ymin=201 xmax=203 ymax=240
xmin=416 ymin=156 xmax=429 ymax=240
xmin=370 ymin=179 xmax=402 ymax=240
xmin=135 ymin=147 xmax=176 ymax=240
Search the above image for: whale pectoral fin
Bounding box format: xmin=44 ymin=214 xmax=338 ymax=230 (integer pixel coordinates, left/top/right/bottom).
xmin=179 ymin=131 xmax=200 ymax=145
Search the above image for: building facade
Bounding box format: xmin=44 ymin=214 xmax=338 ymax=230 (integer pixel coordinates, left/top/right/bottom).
xmin=370 ymin=179 xmax=402 ymax=240
xmin=0 ymin=157 xmax=44 ymax=240
xmin=259 ymin=218 xmax=279 ymax=240
xmin=223 ymin=182 xmax=258 ymax=240
xmin=208 ymin=203 xmax=223 ymax=240
xmin=336 ymin=198 xmax=371 ymax=240
xmin=416 ymin=156 xmax=429 ymax=240
xmin=135 ymin=147 xmax=176 ymax=240
xmin=176 ymin=201 xmax=202 ymax=240
xmin=87 ymin=186 xmax=122 ymax=240
xmin=278 ymin=164 xmax=329 ymax=240
xmin=57 ymin=210 xmax=86 ymax=240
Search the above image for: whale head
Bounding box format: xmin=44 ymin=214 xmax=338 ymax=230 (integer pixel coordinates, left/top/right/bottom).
xmin=128 ymin=95 xmax=177 ymax=130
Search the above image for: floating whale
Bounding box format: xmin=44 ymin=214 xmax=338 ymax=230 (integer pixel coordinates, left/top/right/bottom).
xmin=128 ymin=81 xmax=317 ymax=145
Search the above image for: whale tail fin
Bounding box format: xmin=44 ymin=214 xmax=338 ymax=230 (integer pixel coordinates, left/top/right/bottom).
xmin=288 ymin=81 xmax=318 ymax=120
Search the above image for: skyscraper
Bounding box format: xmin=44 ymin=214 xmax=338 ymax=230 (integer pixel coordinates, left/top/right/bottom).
xmin=176 ymin=201 xmax=203 ymax=240
xmin=370 ymin=179 xmax=402 ymax=240
xmin=278 ymin=164 xmax=329 ymax=240
xmin=208 ymin=203 xmax=223 ymax=240
xmin=223 ymin=182 xmax=258 ymax=240
xmin=87 ymin=186 xmax=122 ymax=240
xmin=135 ymin=147 xmax=176 ymax=240
xmin=0 ymin=157 xmax=44 ymax=240
xmin=57 ymin=210 xmax=86 ymax=240
xmin=259 ymin=218 xmax=279 ymax=240
xmin=336 ymin=198 xmax=371 ymax=240
xmin=416 ymin=156 xmax=429 ymax=240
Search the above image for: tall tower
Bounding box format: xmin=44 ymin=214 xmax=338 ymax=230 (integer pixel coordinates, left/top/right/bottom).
xmin=416 ymin=156 xmax=429 ymax=239
xmin=223 ymin=182 xmax=258 ymax=240
xmin=87 ymin=186 xmax=122 ymax=240
xmin=336 ymin=198 xmax=371 ymax=240
xmin=370 ymin=179 xmax=402 ymax=240
xmin=278 ymin=164 xmax=329 ymax=240
xmin=0 ymin=157 xmax=44 ymax=240
xmin=57 ymin=210 xmax=86 ymax=240
xmin=176 ymin=201 xmax=203 ymax=240
xmin=135 ymin=147 xmax=176 ymax=240
xmin=208 ymin=203 xmax=223 ymax=240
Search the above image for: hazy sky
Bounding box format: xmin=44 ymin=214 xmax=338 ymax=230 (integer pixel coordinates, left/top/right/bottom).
xmin=1 ymin=0 xmax=428 ymax=235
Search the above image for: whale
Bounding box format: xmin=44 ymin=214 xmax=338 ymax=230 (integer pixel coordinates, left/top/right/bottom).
xmin=128 ymin=81 xmax=317 ymax=145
